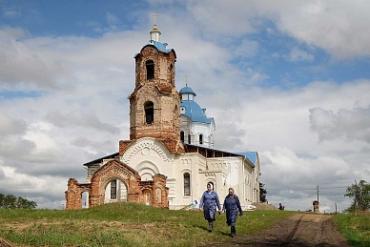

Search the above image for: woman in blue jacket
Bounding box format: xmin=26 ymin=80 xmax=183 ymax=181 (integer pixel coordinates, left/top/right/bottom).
xmin=223 ymin=187 xmax=243 ymax=237
xmin=199 ymin=182 xmax=221 ymax=232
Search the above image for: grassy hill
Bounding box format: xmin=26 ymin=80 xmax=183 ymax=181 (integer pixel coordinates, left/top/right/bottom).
xmin=0 ymin=203 xmax=292 ymax=247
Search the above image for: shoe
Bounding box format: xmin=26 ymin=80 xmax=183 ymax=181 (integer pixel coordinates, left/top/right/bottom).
xmin=230 ymin=226 xmax=236 ymax=237
xmin=208 ymin=222 xmax=213 ymax=232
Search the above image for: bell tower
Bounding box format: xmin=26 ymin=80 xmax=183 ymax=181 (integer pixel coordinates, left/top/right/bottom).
xmin=128 ymin=24 xmax=184 ymax=153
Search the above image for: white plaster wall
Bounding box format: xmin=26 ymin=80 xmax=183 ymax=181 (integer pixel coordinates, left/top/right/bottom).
xmin=170 ymin=152 xmax=206 ymax=209
xmin=180 ymin=115 xmax=215 ymax=148
xmin=118 ymin=137 xmax=260 ymax=210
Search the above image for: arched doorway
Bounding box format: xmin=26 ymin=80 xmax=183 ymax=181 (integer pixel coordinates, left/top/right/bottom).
xmin=82 ymin=191 xmax=89 ymax=208
xmin=143 ymin=190 xmax=151 ymax=206
xmin=104 ymin=179 xmax=128 ymax=204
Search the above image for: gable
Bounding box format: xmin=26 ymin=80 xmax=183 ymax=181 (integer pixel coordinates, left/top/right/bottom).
xmin=93 ymin=159 xmax=139 ymax=180
xmin=121 ymin=137 xmax=172 ymax=164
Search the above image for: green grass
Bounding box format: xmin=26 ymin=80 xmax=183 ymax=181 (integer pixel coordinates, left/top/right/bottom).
xmin=0 ymin=203 xmax=293 ymax=247
xmin=334 ymin=212 xmax=370 ymax=247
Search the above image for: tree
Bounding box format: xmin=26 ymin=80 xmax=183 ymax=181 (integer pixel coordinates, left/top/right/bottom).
xmin=0 ymin=193 xmax=37 ymax=209
xmin=345 ymin=180 xmax=370 ymax=211
xmin=259 ymin=182 xmax=267 ymax=203
xmin=4 ymin=194 xmax=17 ymax=208
xmin=0 ymin=193 xmax=4 ymax=208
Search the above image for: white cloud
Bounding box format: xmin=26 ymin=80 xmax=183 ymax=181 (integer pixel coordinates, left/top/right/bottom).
xmin=206 ymin=80 xmax=370 ymax=210
xmin=188 ymin=0 xmax=256 ymax=37
xmin=310 ymin=105 xmax=370 ymax=143
xmin=184 ymin=0 xmax=370 ymax=58
xmin=0 ymin=163 xmax=66 ymax=208
xmin=271 ymin=0 xmax=370 ymax=59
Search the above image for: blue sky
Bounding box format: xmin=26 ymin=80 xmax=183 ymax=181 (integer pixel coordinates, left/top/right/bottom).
xmin=1 ymin=0 xmax=370 ymax=211
xmin=2 ymin=0 xmax=370 ymax=93
xmin=0 ymin=1 xmax=147 ymax=36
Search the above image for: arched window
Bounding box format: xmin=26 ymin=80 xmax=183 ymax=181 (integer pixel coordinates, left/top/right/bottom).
xmin=184 ymin=173 xmax=191 ymax=196
xmin=199 ymin=134 xmax=203 ymax=145
xmin=144 ymin=101 xmax=154 ymax=124
xmin=180 ymin=131 xmax=184 ymax=143
xmin=110 ymin=180 xmax=117 ymax=199
xmin=188 ymin=134 xmax=191 ymax=144
xmin=146 ymin=60 xmax=154 ymax=80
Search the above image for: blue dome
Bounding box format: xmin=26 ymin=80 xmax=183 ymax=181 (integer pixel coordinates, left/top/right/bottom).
xmin=179 ymin=86 xmax=196 ymax=96
xmin=180 ymin=100 xmax=213 ymax=124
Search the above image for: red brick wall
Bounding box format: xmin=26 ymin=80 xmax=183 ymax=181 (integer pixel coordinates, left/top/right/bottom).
xmin=65 ymin=160 xmax=169 ymax=209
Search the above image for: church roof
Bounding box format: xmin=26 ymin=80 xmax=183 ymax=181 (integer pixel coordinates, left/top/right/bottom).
xmin=181 ymin=100 xmax=214 ymax=124
xmin=241 ymin=152 xmax=258 ymax=167
xmin=82 ymin=152 xmax=119 ymax=167
xmin=184 ymin=144 xmax=257 ymax=168
xmin=148 ymin=40 xmax=171 ymax=53
xmin=179 ymin=86 xmax=196 ymax=96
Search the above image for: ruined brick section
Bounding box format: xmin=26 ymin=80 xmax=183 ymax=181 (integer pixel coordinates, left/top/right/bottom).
xmin=152 ymin=174 xmax=169 ymax=208
xmin=65 ymin=160 xmax=169 ymax=209
xmin=129 ymin=45 xmax=184 ymax=154
xmin=65 ymin=178 xmax=91 ymax=209
xmin=119 ymin=140 xmax=132 ymax=156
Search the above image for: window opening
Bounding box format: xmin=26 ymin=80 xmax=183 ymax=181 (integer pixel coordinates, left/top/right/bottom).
xmin=146 ymin=60 xmax=154 ymax=80
xmin=184 ymin=173 xmax=191 ymax=196
xmin=110 ymin=180 xmax=117 ymax=199
xmin=144 ymin=101 xmax=154 ymax=124
xmin=180 ymin=131 xmax=185 ymax=143
xmin=199 ymin=134 xmax=203 ymax=145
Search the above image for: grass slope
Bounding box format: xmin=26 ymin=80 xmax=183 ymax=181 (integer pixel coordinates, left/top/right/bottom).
xmin=334 ymin=212 xmax=370 ymax=247
xmin=0 ymin=203 xmax=292 ymax=247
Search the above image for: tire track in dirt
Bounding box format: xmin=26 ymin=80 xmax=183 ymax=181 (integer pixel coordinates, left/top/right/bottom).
xmin=0 ymin=238 xmax=13 ymax=247
xmin=208 ymin=213 xmax=350 ymax=247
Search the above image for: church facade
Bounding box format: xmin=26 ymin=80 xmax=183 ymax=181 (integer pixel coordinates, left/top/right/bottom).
xmin=65 ymin=25 xmax=260 ymax=210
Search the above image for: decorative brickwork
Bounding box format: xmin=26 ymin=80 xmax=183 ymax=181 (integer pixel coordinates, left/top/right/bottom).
xmin=65 ymin=160 xmax=169 ymax=209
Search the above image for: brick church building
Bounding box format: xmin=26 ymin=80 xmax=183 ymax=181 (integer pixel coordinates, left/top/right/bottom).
xmin=65 ymin=24 xmax=260 ymax=210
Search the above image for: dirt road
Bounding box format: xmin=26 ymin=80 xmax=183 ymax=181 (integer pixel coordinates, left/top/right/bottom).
xmin=0 ymin=238 xmax=12 ymax=247
xmin=211 ymin=213 xmax=350 ymax=247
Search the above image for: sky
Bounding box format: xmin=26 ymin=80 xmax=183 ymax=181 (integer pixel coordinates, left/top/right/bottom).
xmin=0 ymin=0 xmax=369 ymax=211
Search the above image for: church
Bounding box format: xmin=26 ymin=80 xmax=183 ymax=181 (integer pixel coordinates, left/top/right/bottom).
xmin=65 ymin=24 xmax=261 ymax=210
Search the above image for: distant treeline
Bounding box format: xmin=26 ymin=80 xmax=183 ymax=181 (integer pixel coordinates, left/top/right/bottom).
xmin=0 ymin=193 xmax=37 ymax=209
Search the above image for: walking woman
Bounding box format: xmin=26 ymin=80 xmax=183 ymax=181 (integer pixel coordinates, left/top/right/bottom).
xmin=199 ymin=182 xmax=221 ymax=232
xmin=223 ymin=187 xmax=243 ymax=237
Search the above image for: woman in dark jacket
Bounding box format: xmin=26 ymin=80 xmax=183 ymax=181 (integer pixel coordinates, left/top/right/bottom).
xmin=199 ymin=182 xmax=221 ymax=232
xmin=223 ymin=187 xmax=243 ymax=237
